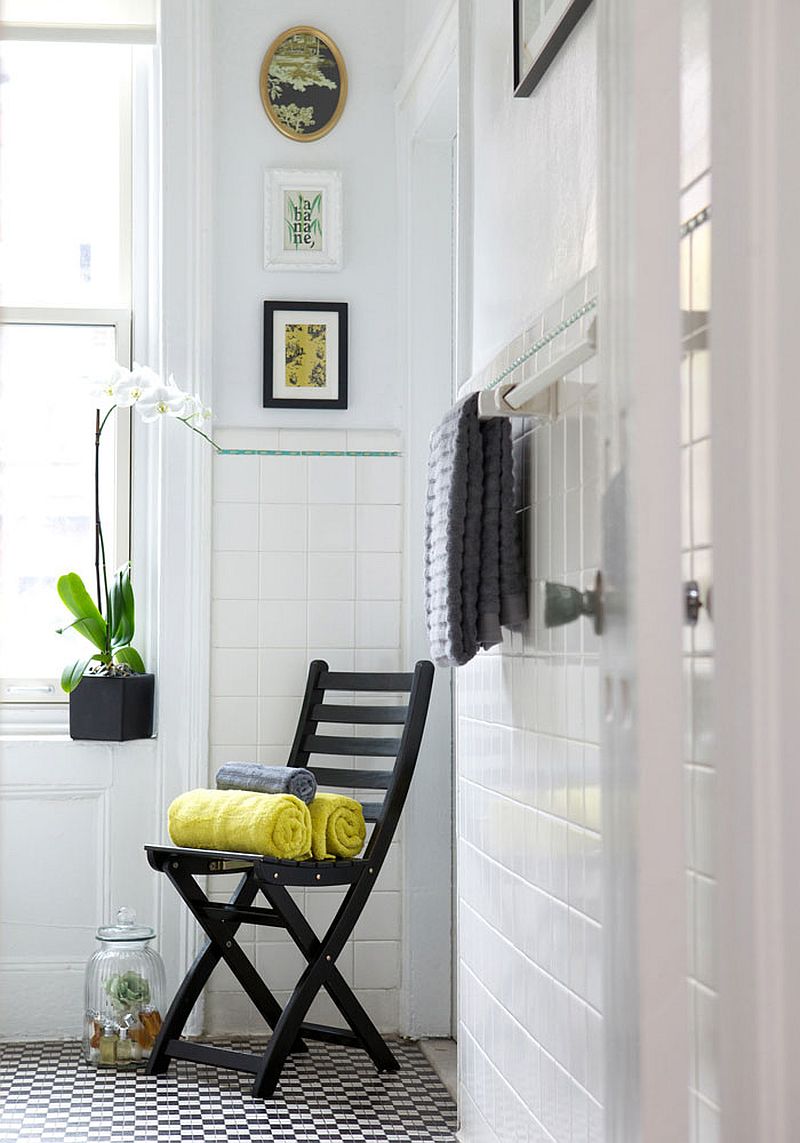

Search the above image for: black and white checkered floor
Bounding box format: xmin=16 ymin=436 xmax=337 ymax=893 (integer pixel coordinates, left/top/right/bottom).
xmin=0 ymin=1038 xmax=457 ymax=1142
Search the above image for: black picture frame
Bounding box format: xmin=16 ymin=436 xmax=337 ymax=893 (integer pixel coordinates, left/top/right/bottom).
xmin=263 ymin=300 xmax=348 ymax=410
xmin=513 ymin=0 xmax=593 ymax=97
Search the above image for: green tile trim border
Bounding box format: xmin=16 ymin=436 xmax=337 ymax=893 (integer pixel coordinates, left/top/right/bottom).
xmin=218 ymin=449 xmax=403 ymax=458
xmin=680 ymin=204 xmax=711 ymax=238
xmin=484 ymin=295 xmax=598 ymax=392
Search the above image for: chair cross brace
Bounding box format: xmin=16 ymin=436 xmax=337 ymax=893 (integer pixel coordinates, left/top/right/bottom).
xmin=145 ymin=852 xmax=398 ymax=1098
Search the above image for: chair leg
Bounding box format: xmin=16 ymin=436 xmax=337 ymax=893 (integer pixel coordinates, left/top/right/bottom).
xmin=252 ymin=877 xmax=399 ymax=1098
xmin=147 ymin=872 xmax=260 ymax=1075
xmin=265 ymin=883 xmax=399 ymax=1073
xmin=252 ymin=962 xmax=332 ymax=1098
xmin=148 ymin=866 xmax=306 ymax=1077
xmin=147 ymin=940 xmax=222 ymax=1075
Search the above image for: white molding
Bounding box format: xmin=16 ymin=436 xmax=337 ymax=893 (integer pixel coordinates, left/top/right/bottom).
xmin=145 ymin=0 xmax=213 ymax=1028
xmin=395 ymin=0 xmax=457 ymax=131
xmin=395 ymin=10 xmax=458 ymax=1041
xmin=0 ymin=24 xmax=156 ymax=43
xmin=598 ymin=0 xmax=689 ymax=1139
xmin=395 ymin=0 xmax=457 ymax=115
xmin=712 ymin=2 xmax=800 ymax=1139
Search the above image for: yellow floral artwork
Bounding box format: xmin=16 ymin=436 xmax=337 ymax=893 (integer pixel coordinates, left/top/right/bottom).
xmin=284 ymin=323 xmax=327 ymax=388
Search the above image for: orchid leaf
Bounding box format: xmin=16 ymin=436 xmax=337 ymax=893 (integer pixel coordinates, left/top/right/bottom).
xmin=114 ymin=645 xmax=145 ymax=674
xmin=57 ymin=573 xmax=107 ymax=652
xmin=109 ymin=565 xmax=135 ymax=649
xmin=60 ymin=656 xmax=95 ymax=694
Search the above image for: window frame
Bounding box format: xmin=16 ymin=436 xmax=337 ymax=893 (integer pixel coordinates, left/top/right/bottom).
xmin=0 ymin=33 xmax=142 ymax=729
xmin=0 ymin=309 xmax=132 ymax=715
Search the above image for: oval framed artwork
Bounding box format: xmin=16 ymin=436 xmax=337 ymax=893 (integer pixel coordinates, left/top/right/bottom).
xmin=259 ymin=26 xmax=348 ymax=143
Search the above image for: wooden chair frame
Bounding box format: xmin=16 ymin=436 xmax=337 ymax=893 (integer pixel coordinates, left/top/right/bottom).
xmin=144 ymin=659 xmax=434 ymax=1099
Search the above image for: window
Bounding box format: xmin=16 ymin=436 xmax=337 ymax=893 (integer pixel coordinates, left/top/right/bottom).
xmin=0 ymin=36 xmax=145 ymax=716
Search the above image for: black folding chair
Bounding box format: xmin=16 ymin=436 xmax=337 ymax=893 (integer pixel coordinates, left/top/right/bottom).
xmin=144 ymin=659 xmax=434 ymax=1099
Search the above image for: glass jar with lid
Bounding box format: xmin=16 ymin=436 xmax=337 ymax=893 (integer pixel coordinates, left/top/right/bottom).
xmin=83 ymin=907 xmax=166 ymax=1067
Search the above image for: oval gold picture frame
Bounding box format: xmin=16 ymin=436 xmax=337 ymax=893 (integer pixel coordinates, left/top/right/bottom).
xmin=259 ymin=26 xmax=348 ymax=143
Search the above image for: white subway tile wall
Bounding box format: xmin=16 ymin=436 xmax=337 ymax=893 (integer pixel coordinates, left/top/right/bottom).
xmin=457 ymin=276 xmax=603 ymax=1143
xmin=681 ymin=215 xmax=718 ymax=1143
xmin=208 ymin=430 xmax=404 ymax=1034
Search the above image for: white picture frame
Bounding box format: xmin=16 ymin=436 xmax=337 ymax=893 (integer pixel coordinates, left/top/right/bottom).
xmin=264 ymin=168 xmax=343 ymax=271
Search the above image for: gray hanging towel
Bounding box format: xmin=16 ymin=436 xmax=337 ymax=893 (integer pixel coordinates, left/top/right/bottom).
xmin=498 ymin=428 xmax=528 ymax=628
xmin=216 ymin=763 xmax=317 ymax=804
xmin=477 ymin=418 xmax=528 ymax=647
xmin=476 ymin=417 xmax=503 ymax=648
xmin=424 ymin=393 xmax=484 ymax=666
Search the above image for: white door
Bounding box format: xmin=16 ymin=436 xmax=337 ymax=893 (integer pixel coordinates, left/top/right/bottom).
xmin=0 ymin=740 xmax=161 ymax=1038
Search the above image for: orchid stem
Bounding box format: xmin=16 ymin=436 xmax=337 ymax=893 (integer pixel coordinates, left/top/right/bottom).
xmin=179 ymin=417 xmax=222 ymax=453
xmin=94 ymin=404 xmax=116 ymax=618
xmin=94 ymin=411 xmax=102 ymax=614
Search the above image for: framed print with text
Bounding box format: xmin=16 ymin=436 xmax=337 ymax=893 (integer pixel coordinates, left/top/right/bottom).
xmin=264 ymin=169 xmax=343 ymax=271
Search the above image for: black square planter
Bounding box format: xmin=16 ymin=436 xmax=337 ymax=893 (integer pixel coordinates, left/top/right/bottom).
xmin=69 ymin=673 xmax=155 ymax=741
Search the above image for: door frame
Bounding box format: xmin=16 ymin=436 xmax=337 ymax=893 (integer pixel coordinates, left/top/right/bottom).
xmin=395 ymin=0 xmax=459 ymax=1040
xmin=712 ymin=2 xmax=800 ymax=1139
xmin=598 ymin=0 xmax=690 ymax=1137
xmin=140 ymin=0 xmax=214 ymax=1027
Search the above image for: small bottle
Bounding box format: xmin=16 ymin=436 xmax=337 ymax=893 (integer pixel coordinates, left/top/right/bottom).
xmin=99 ymin=1024 xmax=117 ymax=1066
xmin=116 ymin=1028 xmax=132 ymax=1064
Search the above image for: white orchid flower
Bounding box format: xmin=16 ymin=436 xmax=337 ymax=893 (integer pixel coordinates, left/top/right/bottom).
xmin=128 ymin=362 xmax=162 ymax=390
xmin=182 ymin=392 xmax=213 ymax=423
xmin=114 ymin=363 xmax=164 ymax=409
xmin=164 ymin=374 xmax=195 ymax=417
xmin=136 ymin=381 xmax=190 ymax=422
xmin=114 ymin=372 xmax=156 ymax=407
xmin=87 ymin=362 xmax=131 ymax=405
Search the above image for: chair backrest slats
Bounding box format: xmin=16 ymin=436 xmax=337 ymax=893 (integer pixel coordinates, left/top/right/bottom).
xmin=318 ymin=670 xmax=414 ymax=692
xmin=360 ymin=801 xmax=383 ymax=823
xmin=287 ymin=659 xmax=434 ymax=872
xmin=311 ymin=703 xmax=409 ymax=725
xmin=307 ymin=766 xmax=394 ymax=790
xmin=303 ymin=734 xmax=400 ymax=757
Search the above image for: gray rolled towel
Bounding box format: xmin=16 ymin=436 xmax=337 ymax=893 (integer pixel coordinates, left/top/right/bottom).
xmin=215 ymin=763 xmax=317 ymax=805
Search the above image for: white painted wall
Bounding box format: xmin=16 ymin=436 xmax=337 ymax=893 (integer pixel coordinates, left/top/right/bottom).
xmin=205 ymin=1 xmax=450 ymax=1039
xmin=210 ymin=0 xmax=404 ymax=430
xmin=468 ymin=1 xmax=597 ymax=369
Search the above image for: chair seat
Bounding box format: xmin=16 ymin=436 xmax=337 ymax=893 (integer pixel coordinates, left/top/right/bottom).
xmin=145 ymin=843 xmax=369 ymax=886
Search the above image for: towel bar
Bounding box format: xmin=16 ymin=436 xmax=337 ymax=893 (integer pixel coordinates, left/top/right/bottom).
xmin=477 ymin=318 xmax=597 ymax=420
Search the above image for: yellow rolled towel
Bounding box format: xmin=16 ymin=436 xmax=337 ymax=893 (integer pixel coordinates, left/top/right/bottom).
xmin=309 ymin=792 xmax=367 ymax=860
xmin=168 ymin=789 xmax=311 ymax=859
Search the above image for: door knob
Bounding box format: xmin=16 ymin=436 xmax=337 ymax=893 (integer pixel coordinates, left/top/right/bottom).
xmin=544 ymin=571 xmax=604 ymax=635
xmin=684 ymin=580 xmax=702 ymax=625
xmin=684 ymin=580 xmax=712 ymax=625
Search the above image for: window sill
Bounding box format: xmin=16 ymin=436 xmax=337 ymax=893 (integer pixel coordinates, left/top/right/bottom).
xmin=0 ymin=703 xmax=69 ymax=737
xmin=0 ymin=731 xmax=158 ymax=748
xmin=0 ymin=704 xmax=158 ymax=743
